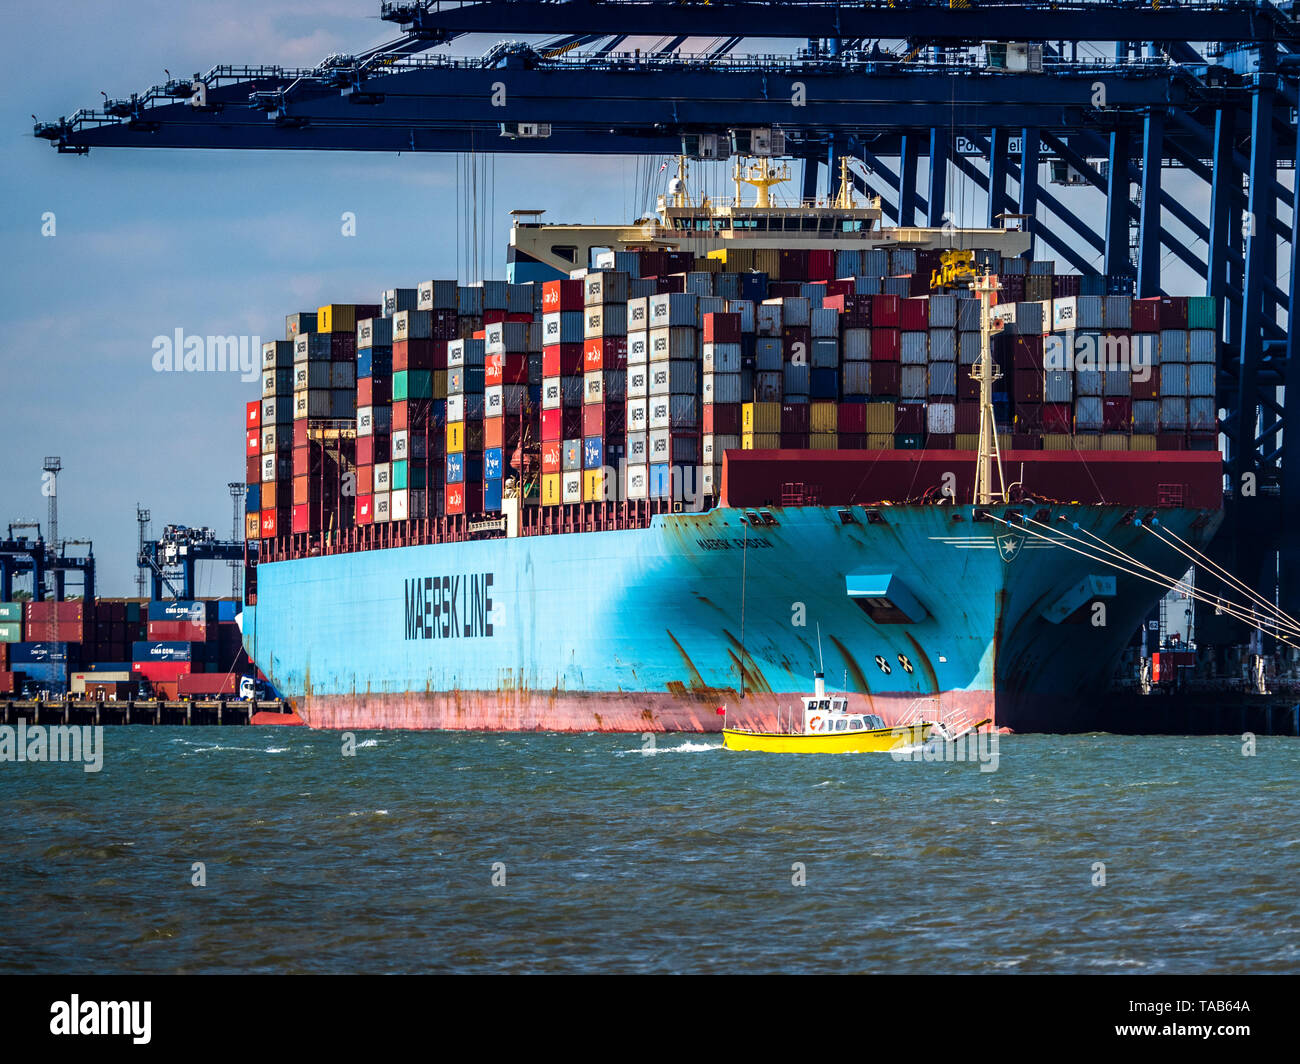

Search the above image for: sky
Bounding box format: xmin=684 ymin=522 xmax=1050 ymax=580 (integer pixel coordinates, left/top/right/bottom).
xmin=3 ymin=3 xmax=1216 ymax=596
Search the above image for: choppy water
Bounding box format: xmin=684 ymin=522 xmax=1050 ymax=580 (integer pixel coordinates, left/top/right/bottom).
xmin=0 ymin=729 xmax=1296 ymax=973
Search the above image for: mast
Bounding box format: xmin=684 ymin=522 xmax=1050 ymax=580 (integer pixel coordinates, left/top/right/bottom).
xmin=970 ymin=271 xmax=1008 ymax=506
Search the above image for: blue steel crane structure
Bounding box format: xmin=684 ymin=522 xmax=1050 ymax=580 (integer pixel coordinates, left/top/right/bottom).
xmin=32 ymin=0 xmax=1300 ymax=624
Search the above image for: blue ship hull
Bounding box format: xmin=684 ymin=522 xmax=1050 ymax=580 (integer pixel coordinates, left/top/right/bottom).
xmin=243 ymin=501 xmax=1221 ymax=733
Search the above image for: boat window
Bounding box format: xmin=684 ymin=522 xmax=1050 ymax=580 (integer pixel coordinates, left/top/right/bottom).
xmin=835 ymin=719 xmax=848 ymax=731
xmin=820 ymin=699 xmax=830 ymax=710
xmin=848 ymin=718 xmax=863 ymax=730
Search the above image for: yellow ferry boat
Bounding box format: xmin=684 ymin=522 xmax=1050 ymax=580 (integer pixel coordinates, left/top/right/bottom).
xmin=722 ymin=672 xmax=935 ymax=753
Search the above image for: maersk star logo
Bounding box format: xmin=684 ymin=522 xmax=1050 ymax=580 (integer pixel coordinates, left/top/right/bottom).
xmin=996 ymin=532 xmax=1026 ymax=562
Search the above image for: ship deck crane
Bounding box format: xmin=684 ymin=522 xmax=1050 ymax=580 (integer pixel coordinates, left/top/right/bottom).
xmin=30 ymin=0 xmax=1300 ymax=623
xmin=137 ymin=525 xmax=245 ymax=602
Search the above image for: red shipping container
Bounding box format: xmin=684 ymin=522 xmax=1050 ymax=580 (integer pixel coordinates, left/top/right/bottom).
xmin=26 ymin=601 xmax=89 ymax=624
xmin=1157 ymin=433 xmax=1187 ymax=450
xmin=1103 ymin=398 xmax=1132 ymax=430
xmin=132 ymin=661 xmax=193 ymax=682
xmin=871 ymin=328 xmax=901 ymax=362
xmin=445 ymin=482 xmax=484 ymax=516
xmin=870 ymin=363 xmax=901 ymax=396
xmin=779 ymin=248 xmax=810 ymax=280
xmin=485 ymin=352 xmax=528 ymax=386
xmin=1042 ymin=403 xmax=1073 ymax=432
xmin=807 ymin=249 xmax=835 ymax=281
xmin=1131 ymin=299 xmax=1161 ymax=332
xmin=260 ymin=509 xmax=278 ymax=538
xmin=894 ymin=402 xmax=926 ymax=433
xmin=0 ymin=672 xmax=15 ymax=695
xmin=246 ymin=455 xmax=260 ymax=484
xmin=543 ymin=344 xmax=584 ymax=377
xmin=541 ymin=407 xmax=563 ymax=441
xmin=703 ymin=312 xmax=742 ymax=344
xmin=1012 ymin=335 xmax=1045 ymax=371
xmin=583 ymin=403 xmax=624 ymax=437
xmin=900 ymin=298 xmax=929 ymax=331
xmin=779 ymin=432 xmax=810 ymax=449
xmin=356 ymin=464 xmax=374 ymax=496
xmin=246 ymin=400 xmax=261 ymax=429
xmin=583 ymin=336 xmax=627 ymax=371
xmin=542 ymin=279 xmax=585 ymax=312
xmin=927 ymin=433 xmax=956 ymax=449
xmin=957 ymin=370 xmax=980 ymax=402
xmin=356 ymin=435 xmax=391 ymax=465
xmin=147 ymin=620 xmax=207 ymax=641
xmin=292 ymin=502 xmax=318 ymax=534
xmin=825 ymin=279 xmax=854 ymax=299
xmin=393 ymin=339 xmax=447 ymax=371
xmin=1157 ymin=296 xmax=1189 ymax=329
xmin=652 ymin=274 xmax=686 ymax=294
xmin=780 ymin=403 xmax=811 ymax=433
xmin=294 ymin=419 xmax=310 ymax=448
xmin=1015 ymin=403 xmax=1044 ymax=432
xmin=357 ymin=376 xmax=392 ymax=408
xmin=840 ymin=433 xmax=868 ymax=449
xmin=1014 ymin=370 xmax=1044 ymax=403
xmin=178 ymin=672 xmax=240 ymax=697
xmin=768 ymin=282 xmax=802 ymax=298
xmin=1012 ymin=434 xmax=1042 ymax=450
xmin=871 ymin=294 xmax=901 ymax=327
xmin=781 ymin=326 xmax=811 ymax=360
xmin=704 ymin=404 xmax=742 ymax=435
xmin=956 ymin=403 xmax=982 ymax=434
xmin=542 ymin=440 xmax=563 ymax=473
xmin=837 ymin=403 xmax=867 ymax=434
xmin=1131 ymin=373 xmax=1159 ymax=400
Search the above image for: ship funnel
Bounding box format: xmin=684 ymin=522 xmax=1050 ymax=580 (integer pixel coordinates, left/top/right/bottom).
xmin=814 ymin=672 xmax=826 ymax=698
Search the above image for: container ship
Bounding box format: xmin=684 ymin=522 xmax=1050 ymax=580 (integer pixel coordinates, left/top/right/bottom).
xmin=240 ymin=159 xmax=1224 ymax=733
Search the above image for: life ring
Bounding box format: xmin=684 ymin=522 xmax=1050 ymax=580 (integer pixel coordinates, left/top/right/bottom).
xmin=808 ymin=715 xmax=822 ymax=732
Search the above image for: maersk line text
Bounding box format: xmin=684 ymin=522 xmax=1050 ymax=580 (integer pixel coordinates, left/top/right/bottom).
xmin=404 ymin=574 xmax=494 ymax=639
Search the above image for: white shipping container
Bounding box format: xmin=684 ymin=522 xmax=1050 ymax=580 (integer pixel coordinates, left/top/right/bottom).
xmin=391 ymin=489 xmax=409 ymax=522
xmin=627 ymin=398 xmax=649 ymax=433
xmin=701 ymin=463 xmax=723 ymax=496
xmin=626 ymin=464 xmax=650 ymax=500
xmin=927 ymin=402 xmax=956 ymax=434
xmin=627 ymin=365 xmax=649 ymax=397
xmin=563 ymin=471 xmax=582 ymax=504
xmin=626 ymin=297 xmax=650 ymax=330
xmin=648 ymin=395 xmax=699 ymax=430
xmin=418 ymin=279 xmax=458 ymax=311
xmin=542 ymin=311 xmax=584 ymax=346
xmin=1052 ymin=295 xmax=1103 ymax=332
xmin=649 ymin=292 xmax=698 ymax=327
xmin=392 ymin=430 xmax=408 ymax=460
xmin=373 ymin=492 xmax=390 ymax=525
xmin=447 ymin=338 xmax=485 ymax=368
xmin=626 ymin=432 xmax=648 ymax=464
xmin=584 ymin=271 xmax=629 ymax=306
xmin=648 ymin=326 xmax=697 ymax=362
xmin=584 ymin=303 xmax=628 ymax=339
xmin=627 ymin=330 xmax=648 ymax=364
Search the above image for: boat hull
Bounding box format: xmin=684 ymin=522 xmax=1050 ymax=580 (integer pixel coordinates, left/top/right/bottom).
xmin=722 ymin=722 xmax=933 ymax=753
xmin=244 ymin=500 xmax=1221 ymax=733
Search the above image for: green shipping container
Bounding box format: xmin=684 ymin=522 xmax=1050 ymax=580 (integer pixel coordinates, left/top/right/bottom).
xmin=0 ymin=602 xmax=21 ymax=622
xmin=894 ymin=433 xmax=925 ymax=450
xmin=392 ymin=459 xmax=408 ymax=491
xmin=1187 ymin=295 xmax=1217 ymax=329
xmin=0 ymin=622 xmax=22 ymax=643
xmin=126 ymin=602 xmax=142 ymax=622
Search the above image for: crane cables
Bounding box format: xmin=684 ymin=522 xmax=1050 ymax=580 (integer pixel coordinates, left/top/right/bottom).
xmin=984 ymin=511 xmax=1300 ymax=648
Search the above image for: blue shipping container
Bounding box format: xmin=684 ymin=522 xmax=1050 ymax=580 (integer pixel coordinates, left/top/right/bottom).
xmin=148 ymin=600 xmax=213 ymax=622
xmin=740 ymin=273 xmax=769 ymax=302
xmin=217 ymin=600 xmax=238 ymax=623
xmin=583 ymin=436 xmax=604 ymax=470
xmin=246 ymin=483 xmax=261 ymax=513
xmin=483 ymin=478 xmax=503 ymax=512
xmin=10 ymin=642 xmax=79 ymax=664
xmin=18 ymin=662 xmax=69 ymax=690
xmin=484 ymin=447 xmax=503 ymax=481
xmin=446 ymin=453 xmax=463 ymax=484
xmin=810 ymin=368 xmax=839 ymax=399
xmin=132 ymin=641 xmax=195 ymax=663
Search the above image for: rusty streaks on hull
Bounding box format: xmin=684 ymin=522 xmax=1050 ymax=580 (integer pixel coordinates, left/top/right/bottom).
xmin=826 ymin=632 xmax=877 ymax=713
xmin=902 ymin=631 xmax=940 ymax=693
